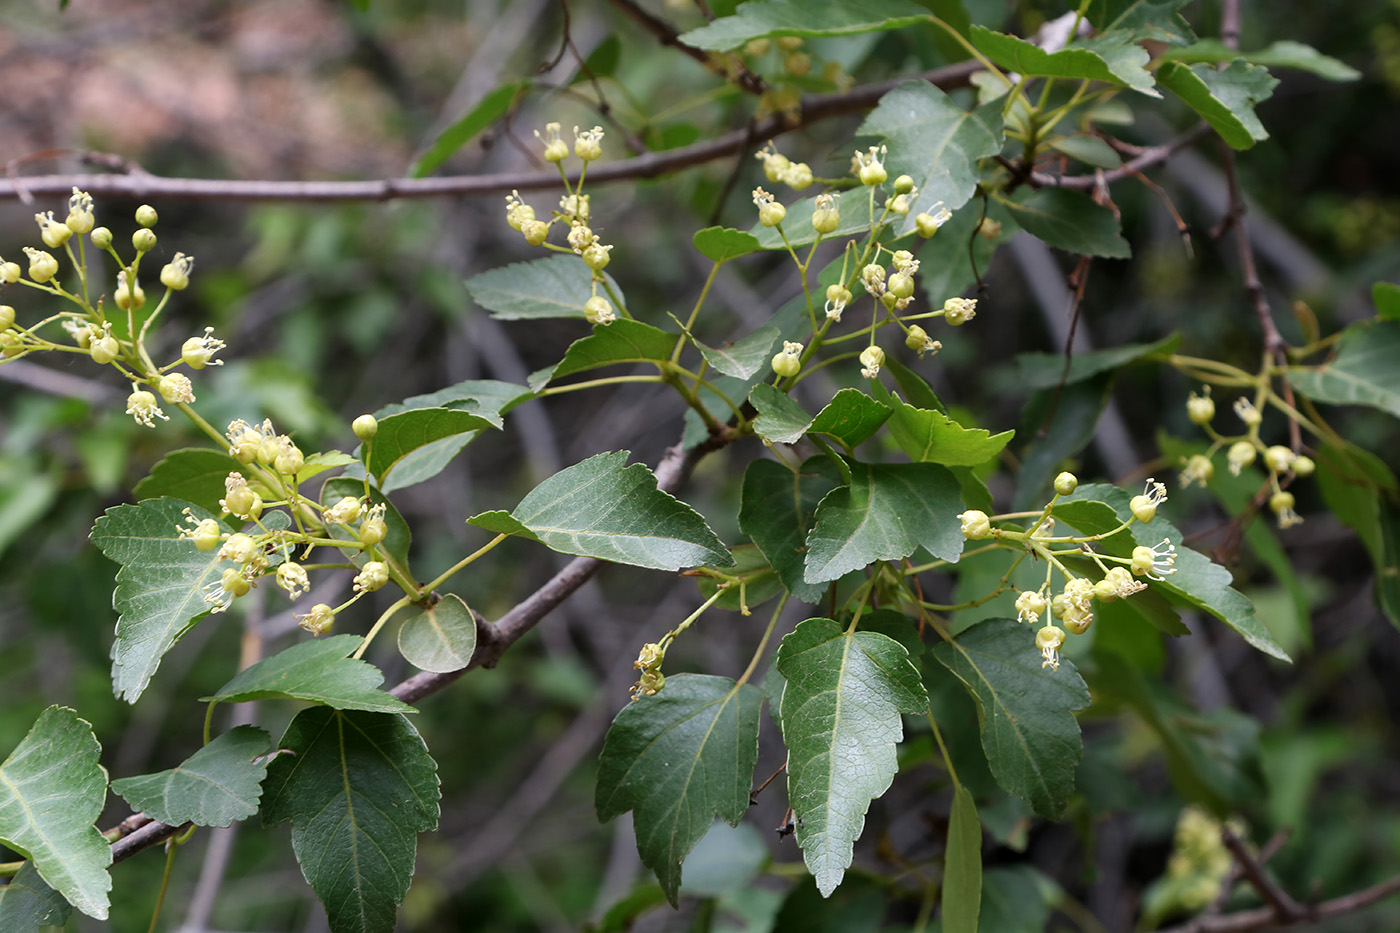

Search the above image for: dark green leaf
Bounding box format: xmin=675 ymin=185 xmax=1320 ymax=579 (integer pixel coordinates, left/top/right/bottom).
xmin=110 ymin=726 xmax=272 ymax=827
xmin=263 ymin=709 xmax=439 ymax=933
xmin=979 ymin=866 xmax=1057 ymax=932
xmin=1287 ymin=319 xmax=1400 ymax=420
xmin=1014 ymin=334 xmax=1179 ymax=389
xmin=464 ymin=254 xmax=622 ymax=320
xmin=1156 ymin=60 xmax=1278 ymax=149
xmin=0 ymin=860 xmax=72 ymax=931
xmin=411 ymin=80 xmax=526 ymax=177
xmin=1005 ymin=188 xmax=1132 ymax=259
xmin=749 ymin=383 xmax=814 ymax=445
xmin=678 ymin=0 xmax=932 ymax=50
xmin=884 ymin=355 xmax=945 ymax=412
xmin=0 ymin=707 xmax=111 ymax=920
xmin=596 ymin=674 xmax=763 ymax=906
xmin=204 ymin=635 xmax=415 ymax=713
xmin=943 ymin=785 xmax=982 ymax=933
xmin=132 ymin=448 xmax=243 ymax=514
xmin=693 ymin=226 xmax=763 ymax=263
xmin=931 ymin=619 xmax=1090 ymax=818
xmin=1165 ymin=39 xmax=1360 ymax=81
xmin=1374 ymin=281 xmax=1400 ymax=321
xmin=809 ymin=388 xmax=890 ymax=450
xmin=771 ymin=873 xmax=885 ymax=932
xmin=363 ymin=408 xmax=498 ymax=485
xmin=776 ymin=618 xmax=927 ymax=895
xmin=530 ymin=319 xmax=680 ymax=392
xmin=697 ymin=326 xmax=779 ymax=379
xmin=580 ymin=34 xmax=621 ymax=79
xmin=873 ymin=385 xmax=1013 ymax=466
xmin=397 ymin=593 xmax=476 ymax=673
xmin=374 ymin=379 xmax=533 ymax=420
xmin=1091 ymin=0 xmax=1194 ymax=45
xmin=914 ymin=197 xmax=1018 ymax=303
xmin=969 ymin=26 xmax=1158 ymax=96
xmin=468 ymin=451 xmax=732 ymax=570
xmin=1013 ymin=374 xmax=1112 ymax=510
xmin=804 ymin=460 xmax=964 ymax=583
xmin=739 ymin=457 xmax=842 ymax=603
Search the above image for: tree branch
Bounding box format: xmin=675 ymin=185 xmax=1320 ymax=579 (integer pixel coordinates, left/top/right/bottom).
xmin=605 ymin=0 xmax=767 ymax=95
xmin=1028 ymin=123 xmax=1212 ymax=189
xmin=1159 ymin=873 xmax=1400 ymax=933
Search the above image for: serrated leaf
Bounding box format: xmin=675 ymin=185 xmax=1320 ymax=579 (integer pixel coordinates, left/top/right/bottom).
xmin=810 ymin=388 xmax=890 ymax=450
xmin=263 ymin=708 xmax=439 ymax=933
xmin=464 ymin=254 xmax=623 ymax=320
xmin=1287 ymin=319 xmax=1400 ymax=420
xmin=931 ymin=619 xmax=1090 ymax=818
xmin=363 ymin=408 xmax=499 ymax=484
xmin=1005 ymin=188 xmax=1132 ymax=258
xmin=110 ymin=726 xmax=271 ymax=827
xmin=739 ymin=457 xmax=843 ymax=603
xmin=321 ymin=479 xmax=412 ymax=570
xmin=1055 ymin=485 xmax=1291 ymax=660
xmin=204 ymin=635 xmax=415 ymax=713
xmin=468 ymin=451 xmax=732 ymax=570
xmin=804 ymin=460 xmax=964 ymax=584
xmin=693 ymin=226 xmax=763 ymax=263
xmin=0 ymin=707 xmax=111 ymax=920
xmin=374 ymin=378 xmax=533 ymax=420
xmin=596 ymin=674 xmax=763 ymax=906
xmin=872 ymin=385 xmax=1013 ymax=466
xmin=1091 ymin=0 xmax=1194 ymax=45
xmin=1374 ymin=281 xmax=1400 ymax=321
xmin=858 ymin=81 xmax=1005 ymax=237
xmin=397 ymin=593 xmax=476 ymax=673
xmin=678 ymin=0 xmax=931 ymax=50
xmin=749 ymin=383 xmax=814 ymax=444
xmin=529 ymin=319 xmax=680 ymax=392
xmin=132 ymin=448 xmax=243 ymax=513
xmin=944 ymin=785 xmax=982 ymax=933
xmin=697 ymin=326 xmax=779 ymax=379
xmin=0 ymin=859 xmax=72 ymax=931
xmin=411 ymin=80 xmax=526 ymax=177
xmin=1164 ymin=39 xmax=1360 ymax=81
xmin=970 ymin=26 xmax=1158 ymax=97
xmin=1157 ymin=60 xmax=1278 ymax=149
xmin=775 ymin=618 xmax=927 ymax=895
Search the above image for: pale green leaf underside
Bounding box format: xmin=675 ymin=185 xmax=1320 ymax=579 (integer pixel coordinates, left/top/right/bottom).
xmin=397 ymin=593 xmax=477 ymax=673
xmin=365 ymin=407 xmax=499 ymax=484
xmin=679 ymin=0 xmax=931 ymax=51
xmin=1165 ymin=39 xmax=1360 ymax=81
xmin=464 ymin=254 xmax=623 ymax=320
xmin=749 ymin=383 xmax=814 ymax=445
xmin=110 ymin=726 xmax=271 ymax=828
xmin=697 ymin=326 xmax=779 ymax=380
xmin=204 ymin=635 xmax=416 ymax=713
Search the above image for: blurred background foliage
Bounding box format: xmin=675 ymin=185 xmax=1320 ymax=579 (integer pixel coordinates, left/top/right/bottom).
xmin=0 ymin=0 xmax=1398 ymax=930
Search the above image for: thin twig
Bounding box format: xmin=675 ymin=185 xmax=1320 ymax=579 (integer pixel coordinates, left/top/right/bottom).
xmin=1220 ymin=825 xmax=1304 ymax=920
xmin=1028 ymin=123 xmax=1212 ymax=190
xmin=1161 ymin=873 xmax=1400 ymax=933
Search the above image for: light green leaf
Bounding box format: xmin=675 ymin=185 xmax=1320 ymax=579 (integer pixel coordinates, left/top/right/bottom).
xmin=1047 ymin=134 xmax=1123 ymax=168
xmin=749 ymin=194 xmax=889 ymax=250
xmin=739 ymin=456 xmax=843 ymax=603
xmin=969 ymin=26 xmax=1158 ymax=97
xmin=468 ymin=451 xmax=733 ymax=570
xmin=693 ymin=226 xmax=763 ymax=263
xmin=374 ymin=379 xmax=534 ymax=420
xmin=411 ymin=80 xmax=527 ymax=177
xmin=529 ymin=319 xmax=680 ymax=392
xmin=697 ymin=326 xmax=779 ymax=379
xmin=943 ymin=785 xmax=982 ymax=933
xmin=363 ymin=408 xmax=499 ymax=484
xmin=0 ymin=860 xmax=72 ymax=931
xmin=397 ymin=594 xmax=476 ymax=673
xmin=810 ymin=388 xmax=890 ymax=450
xmin=804 ymin=461 xmax=964 ymax=584
xmin=464 ymin=254 xmax=623 ymax=320
xmin=132 ymin=448 xmax=243 ymax=514
xmin=263 ymin=709 xmax=439 ymax=933
xmin=1287 ymin=319 xmax=1400 ymax=420
xmin=0 ymin=462 xmax=58 ymax=562
xmin=1156 ymin=60 xmax=1278 ymax=149
xmin=1374 ymin=281 xmax=1400 ymax=321
xmin=462 ymin=509 xmax=539 ymax=542
xmin=1164 ymin=39 xmax=1360 ymax=81
xmin=931 ymin=619 xmax=1090 ymax=818
xmin=1014 ymin=334 xmax=1179 ymax=389
xmin=204 ymin=635 xmax=415 ymax=713
xmin=320 ymin=479 xmax=412 ymax=570
xmin=678 ymin=0 xmax=931 ymax=51
xmin=775 ymin=618 xmax=927 ymax=895
xmin=110 ymin=726 xmax=271 ymax=828
xmin=0 ymin=707 xmax=111 ymax=920
xmin=1005 ymin=188 xmax=1132 ymax=258
xmin=749 ymin=383 xmax=814 ymax=445
xmin=873 ymin=385 xmax=1013 ymax=466
xmin=1055 ymin=485 xmax=1291 ymax=660
xmin=1091 ymin=0 xmax=1194 ymax=45
xmin=596 ymin=674 xmax=763 ymax=906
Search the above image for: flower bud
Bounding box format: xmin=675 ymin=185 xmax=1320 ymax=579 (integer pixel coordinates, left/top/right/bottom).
xmin=354 ymin=560 xmax=390 ymax=593
xmin=771 ymin=350 xmax=801 ymax=378
xmin=0 ymin=330 xmax=22 ymax=358
xmin=521 ymin=219 xmax=549 ymax=246
xmin=181 ymin=328 xmax=225 ymax=369
xmin=905 ymin=325 xmax=930 ymax=351
xmin=1094 ymin=577 xmax=1119 ymax=602
xmin=223 ymin=485 xmax=263 ymax=521
xmin=1052 ymin=472 xmax=1077 ymax=495
xmin=893 ymin=174 xmax=915 ymax=195
xmin=1264 ymin=445 xmax=1295 ymax=474
xmin=125 ymin=387 xmax=166 ymax=427
xmin=784 ymin=51 xmax=811 ymax=76
xmin=277 ymin=562 xmax=310 ymax=599
xmin=915 ymin=206 xmax=952 ymax=237
xmin=584 ymin=295 xmax=616 ymax=325
xmin=1291 ymin=455 xmax=1315 ymax=477
xmin=1186 ymin=389 xmax=1214 ymax=425
xmin=1129 ymin=495 xmax=1157 ymax=523
xmin=324 ymin=496 xmax=363 ymax=525
xmin=977 ymin=218 xmax=1002 ymax=240
xmin=0 ymin=306 xmax=13 ymax=330
xmin=744 ymin=38 xmax=770 ymax=56
xmin=812 ymin=195 xmax=841 ymax=235
xmin=855 ymin=146 xmax=888 ymax=186
xmin=352 ymin=414 xmax=379 ymax=440
xmin=90 ymin=227 xmax=113 ymax=249
xmin=759 ymin=200 xmax=786 ymax=227
xmin=859 ymin=345 xmax=885 ymax=378
xmin=1270 ymin=490 xmax=1295 ymax=515
xmin=826 ymin=283 xmax=852 ymax=308
xmin=360 ymin=514 xmax=387 ymax=546
xmin=1180 ymin=454 xmax=1214 ymax=487
xmin=958 ymin=509 xmax=992 ymax=539
xmin=574 ymin=125 xmax=605 ymax=162
xmin=299 ymin=603 xmax=336 ymax=636
xmin=135 ymin=204 xmax=158 ymax=227
xmin=220 ymin=567 xmax=251 ymax=600
xmin=190 ymin=518 xmax=222 ymax=551
xmin=581 ymin=243 xmax=611 ymax=271
xmin=132 ymin=228 xmax=157 ymax=253
xmin=1227 ymin=441 xmax=1257 ymax=475
xmin=115 ymin=272 xmax=145 ymax=311
xmin=157 ymin=373 xmax=195 ymax=404
xmin=942 ymin=297 xmax=977 ymax=326
xmin=886 ymin=271 xmax=915 ymax=301
xmin=160 ymin=252 xmax=194 ymax=290
xmin=24 ymin=248 xmax=59 ymax=283
xmin=783 ymin=162 xmax=813 ymax=190
xmin=275 ymin=445 xmax=305 ymax=477
xmin=1015 ymin=590 xmax=1046 ymax=624
xmin=1064 ymin=615 xmax=1092 ymax=635
xmin=776 ymin=36 xmax=802 ymax=51
xmin=35 ymin=211 xmax=72 ymax=249
xmin=220 ymin=533 xmax=259 ymax=566
xmin=0 ymin=261 xmax=20 ymax=283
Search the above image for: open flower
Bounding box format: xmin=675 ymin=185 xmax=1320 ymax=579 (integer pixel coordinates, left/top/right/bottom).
xmin=1036 ymin=625 xmax=1066 ymax=670
xmin=1130 ymin=539 xmax=1178 ymax=580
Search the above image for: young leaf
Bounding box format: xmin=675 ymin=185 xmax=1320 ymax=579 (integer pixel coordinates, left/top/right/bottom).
xmin=397 ymin=593 xmax=477 ymax=673
xmin=804 ymin=460 xmax=964 ymax=584
xmin=464 ymin=254 xmax=623 ymax=320
xmin=1156 ymin=60 xmax=1278 ymax=149
xmin=0 ymin=860 xmax=72 ymax=931
xmin=467 ymin=451 xmax=733 ymax=570
xmin=969 ymin=26 xmax=1158 ymax=97
xmin=203 ymin=635 xmax=415 ymax=713
xmin=1287 ymin=319 xmax=1400 ymax=420
xmin=943 ymin=785 xmax=982 ymax=933
xmin=739 ymin=456 xmax=843 ymax=603
xmin=693 ymin=226 xmax=763 ymax=263
xmin=809 ymin=388 xmax=891 ymax=450
xmin=749 ymin=383 xmax=814 ymax=445
xmin=678 ymin=0 xmax=931 ymax=50
xmin=0 ymin=707 xmax=111 ymax=920
xmin=1004 ymin=188 xmax=1132 ymax=259
xmin=410 ymin=80 xmax=526 ymax=178
xmin=1013 ymin=334 xmax=1179 ymax=389
xmin=775 ymin=618 xmax=928 ymax=895
xmin=110 ymin=726 xmax=272 ymax=828
xmin=262 ymin=709 xmax=440 ymax=933
xmin=529 ymin=319 xmax=680 ymax=392
xmin=930 ymin=619 xmax=1090 ymax=818
xmin=132 ymin=448 xmax=243 ymax=514
xmin=1164 ymin=39 xmax=1360 ymax=81
xmin=595 ymin=674 xmax=763 ymax=906
xmin=696 ymin=326 xmax=779 ymax=380
xmin=362 ymin=408 xmax=499 ymax=484
xmin=872 ymin=386 xmax=1014 ymax=466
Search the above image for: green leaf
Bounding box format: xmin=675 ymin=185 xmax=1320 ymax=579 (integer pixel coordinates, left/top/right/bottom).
xmin=468 ymin=451 xmax=733 ymax=570
xmin=411 ymin=80 xmax=526 ymax=177
xmin=1287 ymin=320 xmax=1400 ymax=420
xmin=749 ymin=383 xmax=814 ymax=445
xmin=464 ymin=254 xmax=622 ymax=320
xmin=595 ymin=674 xmax=763 ymax=906
xmin=262 ymin=709 xmax=439 ymax=933
xmin=969 ymin=26 xmax=1158 ymax=97
xmin=678 ymin=0 xmax=931 ymax=50
xmin=1164 ymin=39 xmax=1360 ymax=81
xmin=132 ymin=448 xmax=243 ymax=514
xmin=529 ymin=319 xmax=680 ymax=392
xmin=1374 ymin=281 xmax=1400 ymax=321
xmin=693 ymin=226 xmax=763 ymax=263
xmin=809 ymin=388 xmax=890 ymax=450
xmin=110 ymin=726 xmax=271 ymax=828
xmin=321 ymin=479 xmax=412 ymax=570
xmin=1013 ymin=375 xmax=1113 ymax=510
xmin=0 ymin=860 xmax=72 ymax=931
xmin=461 ymin=509 xmax=539 ymax=542
xmin=0 ymin=707 xmax=111 ymax=920
xmin=943 ymin=785 xmax=982 ymax=933
xmin=858 ymin=81 xmax=1005 ymax=237
xmin=1014 ymin=334 xmax=1179 ymax=389
xmin=1004 ymin=188 xmax=1132 ymax=259
xmin=873 ymin=385 xmax=1013 ymax=466
xmin=0 ymin=463 xmax=59 ymax=561
xmin=739 ymin=457 xmax=842 ymax=603
xmin=696 ymin=326 xmax=779 ymax=379
xmin=1055 ymin=485 xmax=1291 ymax=660
xmin=204 ymin=635 xmax=415 ymax=713
xmin=775 ymin=618 xmax=927 ymax=895
xmin=1091 ymin=0 xmax=1194 ymax=45
xmin=1314 ymin=443 xmax=1400 ymax=627
xmin=374 ymin=378 xmax=534 ymax=420
xmin=804 ymin=461 xmax=964 ymax=583
xmin=931 ymin=619 xmax=1090 ymax=818
xmin=914 ymin=198 xmax=1018 ymax=303
xmin=397 ymin=594 xmax=476 ymax=673
xmin=1156 ymin=60 xmax=1278 ymax=149
xmin=580 ymin=34 xmax=621 ymax=79
xmin=1047 ymin=134 xmax=1123 ymax=168
xmin=363 ymin=408 xmax=499 ymax=484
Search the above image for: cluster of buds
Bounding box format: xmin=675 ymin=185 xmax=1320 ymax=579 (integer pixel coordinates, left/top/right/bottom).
xmin=192 ymin=528 xmax=271 ymax=613
xmin=226 ymin=419 xmax=305 ymax=478
xmin=886 ymin=174 xmax=918 ymax=216
xmin=1160 ymin=807 xmax=1242 ymax=912
xmin=631 ymin=641 xmax=666 ymax=700
xmin=755 ymin=142 xmax=813 ymax=191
